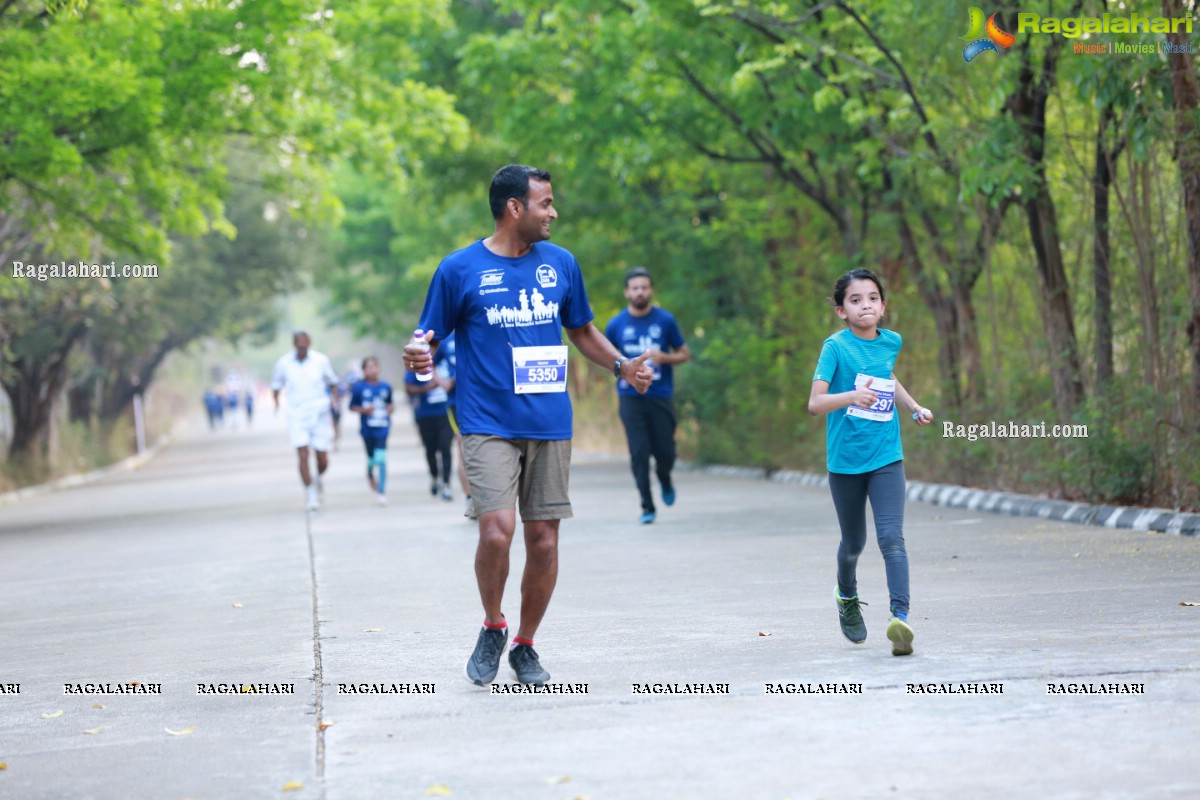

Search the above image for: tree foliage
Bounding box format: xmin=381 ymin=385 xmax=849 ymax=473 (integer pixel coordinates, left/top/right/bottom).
xmin=4 ymin=0 xmax=1198 ymax=508
xmin=0 ymin=0 xmax=467 ymax=466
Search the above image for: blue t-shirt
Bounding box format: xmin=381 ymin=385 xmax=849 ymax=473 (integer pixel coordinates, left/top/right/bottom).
xmin=604 ymin=307 xmax=686 ymax=398
xmin=349 ymin=380 xmax=394 ymax=435
xmin=418 ymin=240 xmax=594 ymax=439
xmin=812 ymin=328 xmax=904 ymax=474
xmin=404 ymin=371 xmax=449 ymax=419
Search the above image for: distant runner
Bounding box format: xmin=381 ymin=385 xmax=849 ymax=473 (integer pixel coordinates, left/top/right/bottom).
xmin=439 ymin=333 xmax=476 ymax=519
xmin=405 ymin=361 xmax=454 ymax=502
xmin=271 ymin=330 xmax=340 ymax=511
xmin=604 ymin=266 xmax=690 ymax=524
xmin=349 ymin=356 xmax=395 ymax=506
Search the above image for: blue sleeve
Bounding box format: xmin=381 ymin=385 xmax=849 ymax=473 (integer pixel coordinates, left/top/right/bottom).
xmin=349 ymin=383 xmax=363 ymax=407
xmin=603 ymin=315 xmax=619 ymax=348
xmin=813 ymin=339 xmax=839 ymax=383
xmin=560 ymin=255 xmax=595 ymax=330
xmin=665 ymin=313 xmax=685 ymax=349
xmin=418 ymin=260 xmax=459 ymax=342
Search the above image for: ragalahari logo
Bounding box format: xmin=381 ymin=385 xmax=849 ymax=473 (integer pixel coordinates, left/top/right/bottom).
xmin=961 ymin=7 xmax=1016 ymax=62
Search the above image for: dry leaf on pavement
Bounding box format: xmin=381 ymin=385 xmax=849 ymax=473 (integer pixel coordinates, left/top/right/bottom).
xmin=84 ymin=727 xmax=103 ymax=735
xmin=758 ymin=631 xmax=772 ymax=637
xmin=425 ymin=785 xmax=452 ymax=796
xmin=318 ymin=720 xmax=334 ymax=731
xmin=281 ymin=781 xmax=304 ymax=791
xmin=1180 ymin=601 xmax=1200 ymax=606
xmin=40 ymin=710 xmax=64 ymax=719
xmin=164 ymin=726 xmax=195 ymax=736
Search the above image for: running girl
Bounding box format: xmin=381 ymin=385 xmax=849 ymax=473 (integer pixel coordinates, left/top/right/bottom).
xmin=349 ymin=357 xmax=395 ymax=506
xmin=807 ymin=269 xmax=933 ymax=656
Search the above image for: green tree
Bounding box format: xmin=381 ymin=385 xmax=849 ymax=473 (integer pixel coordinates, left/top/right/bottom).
xmin=1 ymin=0 xmax=467 ymax=467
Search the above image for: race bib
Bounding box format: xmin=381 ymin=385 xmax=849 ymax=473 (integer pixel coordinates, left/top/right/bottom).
xmin=512 ymin=345 xmax=568 ymax=394
xmin=845 ymin=374 xmax=895 ymax=422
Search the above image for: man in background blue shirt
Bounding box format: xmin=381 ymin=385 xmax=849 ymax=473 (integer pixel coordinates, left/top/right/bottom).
xmin=605 ymin=267 xmax=690 ymax=524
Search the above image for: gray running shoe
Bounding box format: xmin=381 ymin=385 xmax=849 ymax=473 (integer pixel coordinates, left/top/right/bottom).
xmin=835 ymin=589 xmax=868 ymax=643
xmin=464 ymin=627 xmax=507 ymax=686
xmin=887 ymin=616 xmax=914 ymax=656
xmin=508 ymin=643 xmax=550 ymax=686
xmin=464 ymin=496 xmax=477 ymax=520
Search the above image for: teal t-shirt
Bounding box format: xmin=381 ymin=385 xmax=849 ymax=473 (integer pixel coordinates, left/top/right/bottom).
xmin=812 ymin=328 xmax=904 ymax=475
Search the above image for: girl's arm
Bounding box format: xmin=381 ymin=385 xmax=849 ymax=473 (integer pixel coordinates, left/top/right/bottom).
xmin=893 ymin=375 xmax=933 ymax=426
xmin=808 ymin=378 xmax=879 ymax=416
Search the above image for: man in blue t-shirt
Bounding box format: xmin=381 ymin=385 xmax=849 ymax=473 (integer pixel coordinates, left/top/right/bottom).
xmin=348 ymin=356 xmax=394 ymax=506
xmin=604 ymin=267 xmax=690 ymax=524
xmin=405 ymin=164 xmax=654 ymax=688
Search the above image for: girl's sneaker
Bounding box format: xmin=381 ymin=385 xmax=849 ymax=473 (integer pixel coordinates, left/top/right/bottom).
xmin=835 ymin=589 xmax=867 ymax=643
xmin=887 ymin=616 xmax=914 ymax=656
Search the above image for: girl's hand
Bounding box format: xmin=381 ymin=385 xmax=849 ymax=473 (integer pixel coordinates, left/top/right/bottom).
xmin=849 ymin=377 xmax=879 ymax=409
xmin=912 ymin=406 xmax=933 ymax=427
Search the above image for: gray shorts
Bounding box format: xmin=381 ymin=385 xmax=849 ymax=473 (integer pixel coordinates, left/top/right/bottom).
xmin=461 ymin=435 xmax=573 ymax=520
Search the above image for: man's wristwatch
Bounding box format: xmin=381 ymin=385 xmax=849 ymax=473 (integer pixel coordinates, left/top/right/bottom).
xmin=613 ymin=357 xmax=628 ymax=377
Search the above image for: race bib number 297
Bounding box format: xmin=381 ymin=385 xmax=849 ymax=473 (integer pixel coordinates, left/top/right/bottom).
xmin=845 ymin=374 xmax=895 ymax=422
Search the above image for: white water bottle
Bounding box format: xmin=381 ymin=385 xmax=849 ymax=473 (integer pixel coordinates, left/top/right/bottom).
xmin=411 ymin=328 xmax=433 ymax=382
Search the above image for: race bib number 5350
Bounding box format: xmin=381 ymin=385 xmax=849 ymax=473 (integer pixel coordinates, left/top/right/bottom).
xmin=845 ymin=374 xmax=895 ymax=422
xmin=512 ymin=345 xmax=568 ymax=394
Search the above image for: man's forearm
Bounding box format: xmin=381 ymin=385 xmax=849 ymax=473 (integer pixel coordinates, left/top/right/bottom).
xmin=568 ymin=323 xmax=623 ymax=370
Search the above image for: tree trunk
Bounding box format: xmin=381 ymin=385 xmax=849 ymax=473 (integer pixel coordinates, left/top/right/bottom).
xmin=1164 ymin=0 xmax=1200 ymax=425
xmin=2 ymin=322 xmax=86 ymax=462
xmin=1023 ymin=184 xmax=1086 ymax=415
xmin=1093 ymin=103 xmax=1117 ymax=389
xmin=1009 ymin=36 xmax=1085 ymax=415
xmin=1134 ymin=161 xmax=1162 ymax=392
xmin=895 ymin=209 xmax=964 ymax=417
xmin=99 ymin=339 xmax=178 ymax=421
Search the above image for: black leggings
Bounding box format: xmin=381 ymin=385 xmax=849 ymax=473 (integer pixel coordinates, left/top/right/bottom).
xmin=618 ymin=394 xmax=677 ymax=512
xmin=415 ymin=415 xmax=453 ymax=483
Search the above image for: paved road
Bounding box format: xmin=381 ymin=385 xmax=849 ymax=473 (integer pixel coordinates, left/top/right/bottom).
xmin=1 ymin=414 xmax=1197 ymax=800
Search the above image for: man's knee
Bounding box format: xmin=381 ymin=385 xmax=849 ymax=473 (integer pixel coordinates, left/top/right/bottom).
xmin=478 ymin=513 xmax=516 ymax=549
xmin=524 ymin=522 xmax=559 ymax=557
